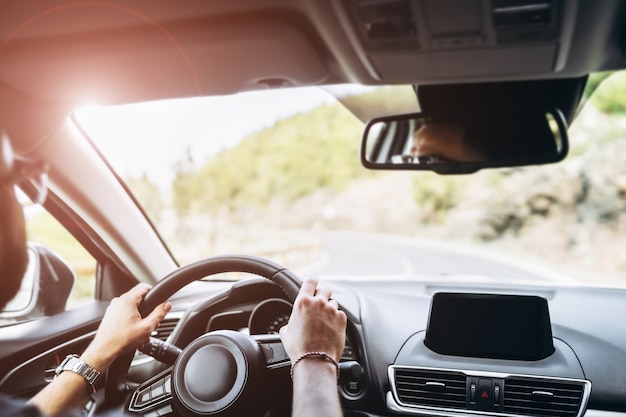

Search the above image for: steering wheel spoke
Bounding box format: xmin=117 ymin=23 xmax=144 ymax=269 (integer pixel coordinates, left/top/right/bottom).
xmin=253 ymin=334 xmax=291 ymax=370
xmin=128 ymin=367 xmax=174 ymax=415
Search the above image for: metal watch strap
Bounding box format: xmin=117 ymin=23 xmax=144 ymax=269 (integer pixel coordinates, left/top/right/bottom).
xmin=55 ymin=354 xmax=100 ymax=393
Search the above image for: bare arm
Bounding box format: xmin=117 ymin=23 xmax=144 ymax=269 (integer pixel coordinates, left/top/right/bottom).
xmin=279 ymin=278 xmax=347 ymax=417
xmin=29 ymin=283 xmax=171 ymax=417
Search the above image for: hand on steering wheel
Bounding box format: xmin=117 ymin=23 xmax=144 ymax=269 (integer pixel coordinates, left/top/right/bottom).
xmin=107 ymin=254 xmax=304 ymax=417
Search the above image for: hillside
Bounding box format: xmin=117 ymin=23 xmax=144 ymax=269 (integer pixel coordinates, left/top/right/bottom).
xmin=162 ymin=78 xmax=626 ymax=285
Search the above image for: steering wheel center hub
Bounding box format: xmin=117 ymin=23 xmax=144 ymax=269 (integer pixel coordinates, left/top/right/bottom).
xmin=172 ymin=330 xmax=264 ymax=416
xmin=185 ymin=345 xmax=237 ymax=402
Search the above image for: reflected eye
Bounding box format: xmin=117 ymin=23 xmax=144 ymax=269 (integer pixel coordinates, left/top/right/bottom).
xmin=415 ymin=154 xmax=449 ymax=164
xmin=391 ymin=154 xmax=449 ymax=164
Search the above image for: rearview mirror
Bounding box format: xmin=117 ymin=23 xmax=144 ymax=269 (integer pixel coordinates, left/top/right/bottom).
xmin=360 ymin=108 xmax=568 ymax=174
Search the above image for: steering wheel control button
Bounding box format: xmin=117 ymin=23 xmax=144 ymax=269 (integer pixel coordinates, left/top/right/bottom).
xmin=163 ymin=375 xmax=172 ymax=394
xmin=259 ymin=341 xmax=290 ymax=366
xmin=137 ymin=388 xmax=151 ymax=407
xmin=152 ymin=382 xmax=165 ymax=398
xmin=128 ymin=370 xmax=175 ymax=413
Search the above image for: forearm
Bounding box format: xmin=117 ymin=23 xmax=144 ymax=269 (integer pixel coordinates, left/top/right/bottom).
xmin=29 ymin=369 xmax=93 ymax=416
xmin=291 ymin=360 xmax=343 ymax=417
xmin=28 ymin=284 xmax=168 ymax=416
xmin=28 ymin=349 xmax=113 ymax=416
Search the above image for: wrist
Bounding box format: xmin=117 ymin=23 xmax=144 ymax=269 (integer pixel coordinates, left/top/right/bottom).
xmin=290 ymin=351 xmax=340 ymax=380
xmin=80 ymin=344 xmax=116 ymax=373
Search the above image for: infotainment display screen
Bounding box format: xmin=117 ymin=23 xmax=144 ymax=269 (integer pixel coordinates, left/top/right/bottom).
xmin=424 ymin=293 xmax=554 ymax=360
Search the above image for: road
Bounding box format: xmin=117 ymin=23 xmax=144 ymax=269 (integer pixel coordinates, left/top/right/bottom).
xmin=299 ymin=232 xmax=573 ymax=283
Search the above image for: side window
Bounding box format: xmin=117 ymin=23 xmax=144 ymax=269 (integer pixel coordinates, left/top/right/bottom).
xmin=0 ymin=195 xmax=97 ymax=327
xmin=24 ymin=204 xmax=96 ymax=310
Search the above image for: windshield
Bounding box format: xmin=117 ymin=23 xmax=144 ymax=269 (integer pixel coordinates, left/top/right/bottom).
xmin=74 ymin=78 xmax=626 ymax=286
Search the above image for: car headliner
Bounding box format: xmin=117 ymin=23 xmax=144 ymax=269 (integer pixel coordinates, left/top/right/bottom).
xmin=0 ymin=0 xmax=625 ymax=151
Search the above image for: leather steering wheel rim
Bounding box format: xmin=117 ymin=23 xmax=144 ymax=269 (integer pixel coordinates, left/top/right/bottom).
xmin=106 ymin=254 xmax=302 ymax=406
xmin=139 ymin=254 xmax=302 ymax=315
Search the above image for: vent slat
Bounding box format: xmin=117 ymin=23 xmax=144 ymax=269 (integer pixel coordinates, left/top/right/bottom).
xmin=398 ymin=387 xmax=465 ymax=401
xmin=151 ymin=318 xmax=179 ymax=341
xmin=503 ymin=377 xmax=585 ymax=417
xmin=394 ymin=369 xmax=467 ymax=410
xmin=505 ymin=394 xmax=582 ymax=403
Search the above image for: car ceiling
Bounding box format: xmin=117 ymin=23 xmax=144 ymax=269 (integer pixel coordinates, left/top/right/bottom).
xmin=0 ymin=0 xmax=625 ymax=152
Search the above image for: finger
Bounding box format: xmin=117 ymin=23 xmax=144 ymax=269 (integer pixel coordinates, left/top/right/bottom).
xmin=328 ymin=299 xmax=339 ymax=310
xmin=298 ymin=278 xmax=318 ymax=298
xmin=278 ymin=324 xmax=287 ymax=337
xmin=124 ymin=283 xmax=152 ymax=304
xmin=337 ymin=309 xmax=348 ymax=326
xmin=144 ymin=301 xmax=171 ymax=328
xmin=314 ymin=285 xmax=331 ymax=300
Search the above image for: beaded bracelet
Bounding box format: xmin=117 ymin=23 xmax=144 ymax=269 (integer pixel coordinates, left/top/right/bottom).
xmin=290 ymin=351 xmax=340 ymax=380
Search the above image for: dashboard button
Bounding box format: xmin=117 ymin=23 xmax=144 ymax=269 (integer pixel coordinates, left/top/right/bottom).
xmin=476 ymin=379 xmax=492 ymax=410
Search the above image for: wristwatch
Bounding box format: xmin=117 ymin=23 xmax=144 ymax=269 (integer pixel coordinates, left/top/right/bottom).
xmin=55 ymin=354 xmax=100 ymax=393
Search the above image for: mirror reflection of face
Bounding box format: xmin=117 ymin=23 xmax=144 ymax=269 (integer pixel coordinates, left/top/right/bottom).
xmin=411 ymin=123 xmax=486 ymax=162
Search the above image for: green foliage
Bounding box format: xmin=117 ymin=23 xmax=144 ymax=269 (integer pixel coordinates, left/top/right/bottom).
xmin=26 ymin=212 xmax=93 ymax=266
xmin=411 ymin=174 xmax=466 ymax=223
xmin=583 ymin=71 xmax=612 ymax=99
xmin=172 ymin=149 xmax=205 ymax=214
xmin=590 ymin=71 xmax=626 ymax=114
xmin=125 ymin=173 xmax=163 ymax=221
xmin=26 ymin=211 xmax=95 ymax=303
xmin=172 ymin=103 xmax=365 ymax=214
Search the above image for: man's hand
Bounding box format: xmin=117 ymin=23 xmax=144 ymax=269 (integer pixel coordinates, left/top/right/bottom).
xmin=280 ymin=278 xmax=347 ymax=417
xmin=279 ymin=278 xmax=346 ymax=363
xmin=81 ymin=283 xmax=171 ymax=372
xmin=29 ymin=283 xmax=171 ymax=416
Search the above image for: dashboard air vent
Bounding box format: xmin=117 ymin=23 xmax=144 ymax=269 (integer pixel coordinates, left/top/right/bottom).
xmin=151 ymin=316 xmax=179 ymax=341
xmin=394 ymin=368 xmax=466 ymax=410
xmin=503 ymin=377 xmax=585 ymax=417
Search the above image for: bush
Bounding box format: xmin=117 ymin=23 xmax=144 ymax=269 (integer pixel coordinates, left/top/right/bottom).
xmin=590 ymin=71 xmax=626 ymax=114
xmin=411 ymin=174 xmax=466 ymax=223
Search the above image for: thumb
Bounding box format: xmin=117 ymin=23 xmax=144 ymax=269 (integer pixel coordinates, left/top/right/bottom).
xmin=144 ymin=301 xmax=171 ymax=328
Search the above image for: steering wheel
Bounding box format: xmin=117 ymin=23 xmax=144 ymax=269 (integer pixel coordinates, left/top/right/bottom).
xmin=107 ymin=254 xmax=302 ymax=417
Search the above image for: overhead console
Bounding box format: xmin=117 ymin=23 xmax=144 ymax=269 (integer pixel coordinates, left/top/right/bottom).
xmin=386 ymin=292 xmax=591 ymax=417
xmin=333 ymin=0 xmax=578 ymax=81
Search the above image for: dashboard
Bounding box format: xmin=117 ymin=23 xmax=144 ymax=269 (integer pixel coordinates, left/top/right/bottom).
xmin=5 ymin=276 xmax=626 ymax=417
xmin=134 ymin=276 xmax=626 ymax=417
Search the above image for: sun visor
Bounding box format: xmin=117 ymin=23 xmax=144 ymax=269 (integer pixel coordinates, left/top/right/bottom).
xmin=0 ymin=12 xmax=329 ymax=104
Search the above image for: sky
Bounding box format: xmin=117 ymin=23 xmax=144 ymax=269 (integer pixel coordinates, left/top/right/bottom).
xmin=74 ymin=85 xmax=373 ymax=188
